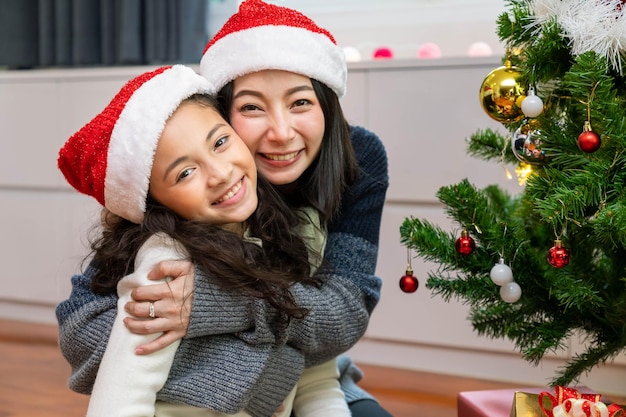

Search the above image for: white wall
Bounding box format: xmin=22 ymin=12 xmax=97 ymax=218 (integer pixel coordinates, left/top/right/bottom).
xmin=208 ymin=0 xmax=506 ymax=58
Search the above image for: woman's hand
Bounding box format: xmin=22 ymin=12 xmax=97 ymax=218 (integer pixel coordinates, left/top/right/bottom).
xmin=272 ymin=404 xmax=285 ymax=417
xmin=124 ymin=259 xmax=195 ymax=355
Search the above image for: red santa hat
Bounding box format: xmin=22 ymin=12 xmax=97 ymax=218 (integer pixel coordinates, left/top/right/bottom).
xmin=58 ymin=65 xmax=215 ymax=223
xmin=200 ymin=0 xmax=347 ymax=97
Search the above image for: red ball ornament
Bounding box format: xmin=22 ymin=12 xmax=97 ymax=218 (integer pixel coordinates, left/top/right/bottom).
xmin=578 ymin=121 xmax=601 ymax=153
xmin=455 ymin=230 xmax=476 ymax=256
xmin=548 ymin=239 xmax=570 ymax=268
xmin=399 ymin=267 xmax=418 ymax=293
xmin=578 ymin=131 xmax=601 ymax=153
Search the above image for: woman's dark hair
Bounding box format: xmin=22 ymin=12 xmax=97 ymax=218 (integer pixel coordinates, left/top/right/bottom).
xmin=88 ymin=94 xmax=320 ymax=325
xmin=217 ymin=78 xmax=360 ymax=225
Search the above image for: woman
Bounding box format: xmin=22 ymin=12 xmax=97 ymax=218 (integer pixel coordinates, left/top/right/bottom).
xmin=56 ymin=1 xmax=390 ymax=416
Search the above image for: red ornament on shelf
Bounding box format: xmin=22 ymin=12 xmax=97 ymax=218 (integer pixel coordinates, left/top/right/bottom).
xmin=373 ymin=47 xmax=393 ymax=59
xmin=578 ymin=121 xmax=601 ymax=153
xmin=548 ymin=239 xmax=570 ymax=268
xmin=455 ymin=229 xmax=476 ymax=256
xmin=399 ymin=266 xmax=418 ymax=293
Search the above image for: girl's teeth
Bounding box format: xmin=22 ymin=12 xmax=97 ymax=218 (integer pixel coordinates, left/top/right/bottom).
xmin=217 ymin=181 xmax=241 ymax=203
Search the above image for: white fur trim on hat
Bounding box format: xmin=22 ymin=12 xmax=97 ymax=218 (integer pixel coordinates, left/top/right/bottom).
xmin=105 ymin=65 xmax=214 ymax=223
xmin=200 ymin=25 xmax=347 ymax=97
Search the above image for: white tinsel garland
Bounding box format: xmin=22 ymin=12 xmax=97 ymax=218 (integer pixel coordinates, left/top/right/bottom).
xmin=525 ymin=0 xmax=626 ymax=73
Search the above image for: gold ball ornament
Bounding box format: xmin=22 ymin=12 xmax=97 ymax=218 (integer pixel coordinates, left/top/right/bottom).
xmin=479 ymin=59 xmax=526 ymax=124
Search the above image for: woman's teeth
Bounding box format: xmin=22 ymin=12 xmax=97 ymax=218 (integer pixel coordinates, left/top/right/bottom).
xmin=264 ymin=151 xmax=298 ymax=161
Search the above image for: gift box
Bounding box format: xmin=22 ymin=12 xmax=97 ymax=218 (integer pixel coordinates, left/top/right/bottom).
xmin=457 ymin=387 xmax=548 ymax=417
xmin=510 ymin=391 xmax=545 ymax=417
xmin=458 ymin=386 xmax=625 ymax=417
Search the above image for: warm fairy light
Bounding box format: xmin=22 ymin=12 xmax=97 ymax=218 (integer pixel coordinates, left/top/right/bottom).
xmin=503 ymin=165 xmax=513 ymax=180
xmin=515 ymin=162 xmax=533 ymax=186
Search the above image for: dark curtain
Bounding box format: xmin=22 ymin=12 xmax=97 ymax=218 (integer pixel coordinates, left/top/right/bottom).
xmin=0 ymin=0 xmax=208 ymax=69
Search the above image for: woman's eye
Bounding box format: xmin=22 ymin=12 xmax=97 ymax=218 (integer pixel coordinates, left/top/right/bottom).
xmin=176 ymin=168 xmax=193 ymax=182
xmin=240 ymin=103 xmax=260 ymax=112
xmin=292 ymin=99 xmax=312 ymax=108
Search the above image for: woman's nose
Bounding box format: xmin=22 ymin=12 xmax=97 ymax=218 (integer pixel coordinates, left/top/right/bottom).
xmin=266 ymin=111 xmax=295 ymax=143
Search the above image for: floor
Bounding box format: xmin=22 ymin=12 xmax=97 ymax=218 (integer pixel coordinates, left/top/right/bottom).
xmin=0 ymin=319 xmax=542 ymax=417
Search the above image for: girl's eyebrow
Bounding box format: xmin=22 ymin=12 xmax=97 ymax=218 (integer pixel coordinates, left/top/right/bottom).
xmin=206 ymin=123 xmax=226 ymax=143
xmin=162 ymin=122 xmax=226 ymax=180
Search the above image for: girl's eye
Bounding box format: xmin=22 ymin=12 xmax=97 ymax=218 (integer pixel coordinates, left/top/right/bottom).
xmin=214 ymin=135 xmax=228 ymax=149
xmin=176 ymin=168 xmax=194 ymax=183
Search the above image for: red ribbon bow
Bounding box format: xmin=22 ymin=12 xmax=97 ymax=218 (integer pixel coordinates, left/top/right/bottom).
xmin=538 ymin=387 xmax=624 ymax=417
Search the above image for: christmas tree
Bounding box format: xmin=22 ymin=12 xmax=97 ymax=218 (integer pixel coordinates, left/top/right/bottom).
xmin=400 ymin=0 xmax=626 ymax=387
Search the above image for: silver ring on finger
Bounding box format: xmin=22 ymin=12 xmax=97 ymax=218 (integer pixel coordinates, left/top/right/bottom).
xmin=149 ymin=301 xmax=156 ymax=319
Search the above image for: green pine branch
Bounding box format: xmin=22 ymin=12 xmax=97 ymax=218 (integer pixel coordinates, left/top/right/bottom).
xmin=401 ymin=0 xmax=626 ymax=387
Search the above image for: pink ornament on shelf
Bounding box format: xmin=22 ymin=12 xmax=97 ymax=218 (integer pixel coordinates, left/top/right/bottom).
xmin=417 ymin=42 xmax=442 ymax=59
xmin=467 ymin=41 xmax=493 ymax=57
xmin=373 ymin=47 xmax=393 ymax=59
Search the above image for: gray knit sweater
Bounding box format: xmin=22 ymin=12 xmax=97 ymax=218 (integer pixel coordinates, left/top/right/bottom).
xmin=55 ymin=125 xmax=389 ymax=417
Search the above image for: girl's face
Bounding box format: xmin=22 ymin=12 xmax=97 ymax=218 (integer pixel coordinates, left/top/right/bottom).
xmin=149 ymin=102 xmax=258 ymax=227
xmin=228 ymin=70 xmax=325 ymax=186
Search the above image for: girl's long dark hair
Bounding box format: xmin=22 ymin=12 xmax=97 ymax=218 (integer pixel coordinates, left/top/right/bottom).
xmin=218 ymin=78 xmax=360 ymax=225
xmin=89 ymin=95 xmax=320 ymax=324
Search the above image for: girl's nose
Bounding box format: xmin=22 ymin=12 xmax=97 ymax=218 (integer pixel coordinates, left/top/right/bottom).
xmin=205 ymin=160 xmax=232 ymax=188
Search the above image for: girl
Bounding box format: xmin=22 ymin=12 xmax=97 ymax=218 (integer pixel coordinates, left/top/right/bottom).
xmin=58 ymin=65 xmax=348 ymax=417
xmin=56 ymin=1 xmax=391 ymax=416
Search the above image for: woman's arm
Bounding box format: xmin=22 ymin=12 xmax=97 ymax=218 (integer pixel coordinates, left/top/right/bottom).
xmin=56 ymin=263 xmax=117 ymax=395
xmin=129 ymin=126 xmax=389 ymax=361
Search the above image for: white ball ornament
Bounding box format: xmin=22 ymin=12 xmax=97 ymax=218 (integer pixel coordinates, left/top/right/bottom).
xmin=343 ymin=46 xmax=362 ymax=63
xmin=521 ymin=86 xmax=544 ymax=118
xmin=500 ymin=281 xmax=522 ymax=303
xmin=490 ymin=260 xmax=513 ymax=286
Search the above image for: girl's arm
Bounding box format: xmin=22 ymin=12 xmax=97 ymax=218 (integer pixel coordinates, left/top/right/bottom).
xmin=75 ymin=235 xmax=183 ymax=416
xmin=291 ymin=359 xmax=351 ymax=417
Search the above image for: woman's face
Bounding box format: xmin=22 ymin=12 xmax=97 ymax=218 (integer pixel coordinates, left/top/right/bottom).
xmin=149 ymin=101 xmax=258 ymax=226
xmin=228 ymin=70 xmax=325 ymax=186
